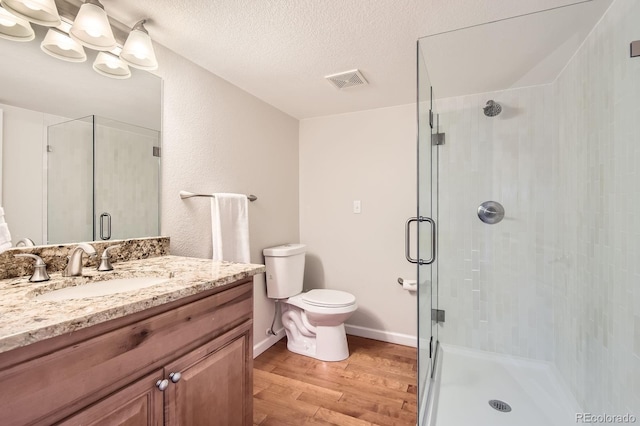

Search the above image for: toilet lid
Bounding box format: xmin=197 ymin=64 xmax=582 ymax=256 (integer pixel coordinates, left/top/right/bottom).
xmin=302 ymin=289 xmax=356 ymax=308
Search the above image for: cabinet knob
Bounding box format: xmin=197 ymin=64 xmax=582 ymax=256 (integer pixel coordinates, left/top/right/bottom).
xmin=156 ymin=379 xmax=169 ymax=391
xmin=169 ymin=372 xmax=182 ymax=383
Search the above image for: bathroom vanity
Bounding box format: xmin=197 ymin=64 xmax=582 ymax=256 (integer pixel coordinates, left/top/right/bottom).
xmin=0 ymin=255 xmax=264 ymax=426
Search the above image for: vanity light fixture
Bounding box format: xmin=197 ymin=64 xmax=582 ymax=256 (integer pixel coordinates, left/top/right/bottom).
xmin=0 ymin=0 xmax=60 ymax=27
xmin=0 ymin=0 xmax=159 ymax=74
xmin=120 ymin=19 xmax=157 ymax=70
xmin=0 ymin=5 xmax=34 ymax=41
xmin=69 ymin=0 xmax=115 ymax=51
xmin=93 ymin=51 xmax=131 ymax=79
xmin=40 ymin=27 xmax=86 ymax=62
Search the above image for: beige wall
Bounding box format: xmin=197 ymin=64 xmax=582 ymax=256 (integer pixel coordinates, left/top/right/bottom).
xmin=299 ymin=104 xmax=417 ymax=345
xmin=154 ymin=45 xmax=300 ymax=356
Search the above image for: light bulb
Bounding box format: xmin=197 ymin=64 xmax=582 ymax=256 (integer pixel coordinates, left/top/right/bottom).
xmin=120 ymin=20 xmax=158 ymax=70
xmin=106 ymin=59 xmax=119 ymax=69
xmin=0 ymin=17 xmax=17 ymax=27
xmin=86 ymin=26 xmax=101 ymax=38
xmin=23 ymin=1 xmax=42 ymax=11
xmin=58 ymin=38 xmax=72 ymax=50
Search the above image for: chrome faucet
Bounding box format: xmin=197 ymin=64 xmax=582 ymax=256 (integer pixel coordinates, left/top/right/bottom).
xmin=63 ymin=243 xmax=97 ymax=277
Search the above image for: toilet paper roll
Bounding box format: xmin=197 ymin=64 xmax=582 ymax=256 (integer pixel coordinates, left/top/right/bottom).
xmin=402 ymin=279 xmax=417 ymax=292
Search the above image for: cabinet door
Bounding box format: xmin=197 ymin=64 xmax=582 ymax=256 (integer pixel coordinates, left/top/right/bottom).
xmin=165 ymin=329 xmax=252 ymax=426
xmin=58 ymin=369 xmax=164 ymax=426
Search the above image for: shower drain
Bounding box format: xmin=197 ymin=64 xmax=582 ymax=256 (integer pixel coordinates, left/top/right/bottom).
xmin=488 ymin=400 xmax=512 ymax=412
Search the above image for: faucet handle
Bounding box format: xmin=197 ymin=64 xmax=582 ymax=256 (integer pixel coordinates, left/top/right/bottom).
xmin=15 ymin=238 xmax=35 ymax=247
xmin=14 ymin=254 xmax=50 ymax=282
xmin=98 ymin=244 xmax=121 ymax=272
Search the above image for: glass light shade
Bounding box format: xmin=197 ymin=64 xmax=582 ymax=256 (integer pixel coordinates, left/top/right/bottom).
xmin=69 ymin=1 xmax=116 ymax=51
xmin=120 ymin=22 xmax=158 ymax=70
xmin=0 ymin=0 xmax=60 ymax=26
xmin=93 ymin=51 xmax=131 ymax=79
xmin=40 ymin=28 xmax=86 ymax=62
xmin=0 ymin=6 xmax=34 ymax=41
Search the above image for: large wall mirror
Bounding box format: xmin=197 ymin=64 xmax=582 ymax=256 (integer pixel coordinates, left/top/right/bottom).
xmin=0 ymin=24 xmax=162 ymax=247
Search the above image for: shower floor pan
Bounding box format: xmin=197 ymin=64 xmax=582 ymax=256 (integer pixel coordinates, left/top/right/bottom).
xmin=430 ymin=344 xmax=580 ymax=426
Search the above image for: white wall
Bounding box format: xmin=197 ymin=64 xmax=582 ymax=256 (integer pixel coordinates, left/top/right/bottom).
xmin=435 ymin=86 xmax=556 ymax=361
xmin=1 ymin=103 xmax=67 ymax=245
xmin=153 ymin=45 xmax=300 ymax=356
xmin=552 ymin=0 xmax=640 ymax=414
xmin=299 ymin=104 xmax=417 ymax=345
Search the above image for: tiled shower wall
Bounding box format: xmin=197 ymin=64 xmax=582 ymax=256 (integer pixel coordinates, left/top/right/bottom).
xmin=435 ymin=0 xmax=640 ymax=414
xmin=436 ymin=85 xmax=556 ymax=362
xmin=552 ymin=0 xmax=640 ymax=414
xmin=94 ymin=121 xmax=160 ymax=241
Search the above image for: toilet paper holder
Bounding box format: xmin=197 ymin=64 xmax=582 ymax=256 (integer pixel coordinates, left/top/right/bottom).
xmin=397 ymin=278 xmax=417 ymax=290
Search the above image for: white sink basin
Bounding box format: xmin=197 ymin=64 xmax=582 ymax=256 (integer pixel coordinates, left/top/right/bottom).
xmin=36 ymin=277 xmax=169 ymax=301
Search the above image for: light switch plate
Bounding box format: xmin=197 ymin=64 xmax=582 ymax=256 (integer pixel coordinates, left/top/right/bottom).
xmin=353 ymin=200 xmax=361 ymax=214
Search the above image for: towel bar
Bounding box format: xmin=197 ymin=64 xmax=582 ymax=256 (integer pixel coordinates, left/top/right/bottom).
xmin=179 ymin=190 xmax=257 ymax=202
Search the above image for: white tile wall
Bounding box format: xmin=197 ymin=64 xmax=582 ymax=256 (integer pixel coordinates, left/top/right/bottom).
xmin=552 ymin=0 xmax=640 ymax=414
xmin=435 ymin=85 xmax=556 ymax=362
xmin=94 ymin=120 xmax=160 ymax=240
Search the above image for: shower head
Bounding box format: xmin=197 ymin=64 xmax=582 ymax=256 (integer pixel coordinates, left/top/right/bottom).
xmin=483 ymin=100 xmax=502 ymax=117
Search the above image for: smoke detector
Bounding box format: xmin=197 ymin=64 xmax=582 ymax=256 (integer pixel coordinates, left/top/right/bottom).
xmin=325 ymin=69 xmax=368 ymax=89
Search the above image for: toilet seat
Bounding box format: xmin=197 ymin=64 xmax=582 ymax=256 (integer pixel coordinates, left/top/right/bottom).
xmin=302 ymin=289 xmax=356 ymax=308
xmin=286 ymin=290 xmax=357 ymax=315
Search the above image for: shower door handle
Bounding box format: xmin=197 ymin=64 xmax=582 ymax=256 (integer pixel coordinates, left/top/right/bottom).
xmin=99 ymin=212 xmax=111 ymax=240
xmin=405 ymin=216 xmax=436 ymax=265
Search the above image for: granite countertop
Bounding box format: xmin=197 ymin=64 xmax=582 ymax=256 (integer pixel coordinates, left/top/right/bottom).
xmin=0 ymin=255 xmax=265 ymax=354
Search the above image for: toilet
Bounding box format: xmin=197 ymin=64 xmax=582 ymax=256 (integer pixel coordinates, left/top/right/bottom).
xmin=263 ymin=243 xmax=357 ymax=361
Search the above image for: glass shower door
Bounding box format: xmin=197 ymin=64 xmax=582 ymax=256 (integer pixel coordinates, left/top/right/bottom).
xmin=416 ymin=41 xmax=439 ymax=425
xmin=47 ymin=115 xmax=160 ymax=244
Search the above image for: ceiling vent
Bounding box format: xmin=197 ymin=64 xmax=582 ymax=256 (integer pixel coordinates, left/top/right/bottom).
xmin=325 ymin=69 xmax=368 ymax=89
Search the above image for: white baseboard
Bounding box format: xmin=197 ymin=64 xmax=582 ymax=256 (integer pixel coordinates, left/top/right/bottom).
xmin=345 ymin=324 xmax=417 ymax=347
xmin=253 ymin=324 xmax=417 ymax=358
xmin=253 ymin=327 xmax=285 ymax=358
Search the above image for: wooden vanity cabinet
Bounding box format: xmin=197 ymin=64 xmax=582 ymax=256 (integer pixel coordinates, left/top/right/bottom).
xmin=58 ymin=369 xmax=165 ymax=426
xmin=165 ymin=328 xmax=251 ymax=425
xmin=0 ymin=279 xmax=254 ymax=426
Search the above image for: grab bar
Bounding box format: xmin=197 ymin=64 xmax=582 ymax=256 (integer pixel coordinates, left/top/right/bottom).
xmin=179 ymin=190 xmax=257 ymax=202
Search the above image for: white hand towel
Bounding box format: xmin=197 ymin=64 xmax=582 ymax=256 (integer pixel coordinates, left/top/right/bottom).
xmin=0 ymin=223 xmax=12 ymax=248
xmin=0 ymin=206 xmax=5 ymax=224
xmin=210 ymin=193 xmax=250 ymax=263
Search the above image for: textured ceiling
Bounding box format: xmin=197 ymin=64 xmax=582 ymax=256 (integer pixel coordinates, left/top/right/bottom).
xmin=100 ymin=0 xmax=602 ymax=118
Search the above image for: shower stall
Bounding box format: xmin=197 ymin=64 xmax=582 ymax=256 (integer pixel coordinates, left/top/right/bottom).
xmin=47 ymin=115 xmax=160 ymax=244
xmin=416 ymin=1 xmax=640 ymax=424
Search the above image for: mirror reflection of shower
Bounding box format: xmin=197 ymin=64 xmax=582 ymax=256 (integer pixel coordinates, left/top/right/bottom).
xmin=483 ymin=100 xmax=502 ymax=117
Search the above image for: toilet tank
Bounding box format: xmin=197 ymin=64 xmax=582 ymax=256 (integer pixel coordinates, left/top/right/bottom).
xmin=263 ymin=244 xmax=306 ymax=299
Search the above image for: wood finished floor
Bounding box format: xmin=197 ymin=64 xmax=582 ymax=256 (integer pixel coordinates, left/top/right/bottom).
xmin=253 ymin=335 xmax=417 ymax=426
